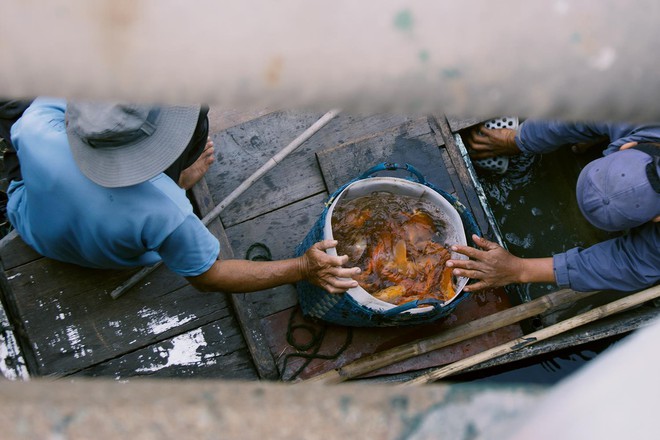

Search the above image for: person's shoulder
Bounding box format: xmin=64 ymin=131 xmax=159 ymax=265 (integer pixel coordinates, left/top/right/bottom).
xmin=16 ymin=98 xmax=66 ymax=132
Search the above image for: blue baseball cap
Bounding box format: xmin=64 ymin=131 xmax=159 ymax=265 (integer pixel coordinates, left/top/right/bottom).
xmin=576 ymin=147 xmax=660 ymax=231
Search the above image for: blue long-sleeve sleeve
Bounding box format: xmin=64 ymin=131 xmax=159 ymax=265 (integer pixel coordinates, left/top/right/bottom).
xmin=553 ymin=223 xmax=660 ymax=292
xmin=515 ymin=120 xmax=660 ymax=155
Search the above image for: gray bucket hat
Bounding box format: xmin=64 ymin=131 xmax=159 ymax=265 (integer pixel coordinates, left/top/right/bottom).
xmin=66 ymin=101 xmax=201 ymax=188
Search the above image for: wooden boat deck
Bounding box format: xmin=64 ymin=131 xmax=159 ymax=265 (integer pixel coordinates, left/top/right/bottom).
xmin=0 ymin=111 xmax=657 ymax=381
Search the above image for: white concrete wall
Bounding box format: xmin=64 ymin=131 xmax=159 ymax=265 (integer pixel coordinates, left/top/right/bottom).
xmin=2 ymin=1 xmax=659 ymax=120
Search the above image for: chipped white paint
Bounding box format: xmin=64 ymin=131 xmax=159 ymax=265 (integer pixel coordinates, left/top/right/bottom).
xmin=589 ymin=47 xmax=617 ymax=71
xmin=0 ymin=301 xmax=29 ymax=380
xmin=56 ymin=313 xmax=65 ymax=320
xmin=137 ymin=307 xmax=196 ymax=335
xmin=108 ymin=321 xmax=123 ymax=336
xmin=65 ymin=325 xmax=91 ymax=359
xmin=6 ymin=273 xmax=21 ymax=280
xmin=135 ymin=328 xmax=214 ymax=374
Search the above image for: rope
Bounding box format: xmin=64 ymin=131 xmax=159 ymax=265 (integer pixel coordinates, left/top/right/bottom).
xmin=245 ymin=242 xmax=273 ymax=262
xmin=281 ymin=307 xmax=353 ymax=381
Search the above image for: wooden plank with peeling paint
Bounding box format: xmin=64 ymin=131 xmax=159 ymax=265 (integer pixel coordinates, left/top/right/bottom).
xmin=0 ymin=230 xmax=42 ymax=271
xmin=2 ymin=256 xmax=242 ymax=376
xmin=190 ymin=178 xmax=279 ymax=380
xmin=316 ymin=118 xmax=449 ymax=194
xmin=207 ymin=111 xmax=423 ymax=227
xmin=224 ymin=192 xmax=329 ymax=320
xmin=73 ymin=317 xmax=258 ymax=380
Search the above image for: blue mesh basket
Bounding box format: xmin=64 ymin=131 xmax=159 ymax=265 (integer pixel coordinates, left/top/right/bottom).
xmin=295 ymin=162 xmax=482 ymax=327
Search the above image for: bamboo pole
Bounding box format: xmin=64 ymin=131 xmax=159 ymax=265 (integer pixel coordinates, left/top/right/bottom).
xmin=402 ymin=284 xmax=660 ymax=386
xmin=109 ymin=109 xmax=342 ymax=299
xmin=306 ymin=288 xmax=599 ymax=384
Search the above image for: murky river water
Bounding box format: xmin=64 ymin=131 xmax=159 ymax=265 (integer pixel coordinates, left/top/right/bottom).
xmin=464 ymin=146 xmax=622 ymax=384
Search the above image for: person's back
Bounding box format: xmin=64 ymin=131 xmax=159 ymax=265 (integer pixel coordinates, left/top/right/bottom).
xmin=8 ymin=98 xmax=219 ymax=276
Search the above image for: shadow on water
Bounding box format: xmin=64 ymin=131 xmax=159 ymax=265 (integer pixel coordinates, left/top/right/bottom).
xmin=462 ymin=144 xmax=622 ymax=385
xmin=451 ymin=333 xmax=627 ymax=385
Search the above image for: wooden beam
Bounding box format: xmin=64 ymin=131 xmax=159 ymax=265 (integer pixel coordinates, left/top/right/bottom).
xmin=189 ymin=178 xmax=280 ymax=380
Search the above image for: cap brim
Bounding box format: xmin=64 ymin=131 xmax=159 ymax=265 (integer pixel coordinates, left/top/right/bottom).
xmin=66 ymin=105 xmax=201 ymax=188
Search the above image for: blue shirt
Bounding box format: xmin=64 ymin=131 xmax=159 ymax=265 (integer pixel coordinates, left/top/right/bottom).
xmin=516 ymin=120 xmax=660 ymax=292
xmin=7 ymin=98 xmax=219 ymax=277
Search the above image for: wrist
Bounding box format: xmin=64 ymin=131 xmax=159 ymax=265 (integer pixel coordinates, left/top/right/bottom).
xmin=518 ymin=257 xmax=555 ymax=284
xmin=296 ymin=255 xmax=309 ymax=282
xmin=505 ymin=130 xmax=520 ymax=153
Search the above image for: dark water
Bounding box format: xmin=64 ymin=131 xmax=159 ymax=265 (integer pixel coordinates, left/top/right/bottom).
xmin=452 ymin=334 xmax=626 ymax=385
xmin=479 ymin=148 xmax=616 ymax=301
xmin=462 ymin=146 xmax=622 ymax=384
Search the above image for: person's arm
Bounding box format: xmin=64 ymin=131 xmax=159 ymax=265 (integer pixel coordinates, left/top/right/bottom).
xmin=187 ymin=239 xmax=360 ymax=294
xmin=446 ymin=235 xmax=555 ymax=292
xmin=553 ymin=223 xmax=660 ymax=292
xmin=465 ymin=120 xmax=612 ymax=159
xmin=515 ymin=120 xmax=611 ymax=154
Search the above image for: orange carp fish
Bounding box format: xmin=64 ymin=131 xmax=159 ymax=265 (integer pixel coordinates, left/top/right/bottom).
xmin=332 ymin=192 xmax=456 ymax=306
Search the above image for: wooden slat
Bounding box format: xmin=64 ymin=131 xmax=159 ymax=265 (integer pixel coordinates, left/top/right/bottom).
xmin=190 ymin=178 xmax=280 ymax=380
xmin=316 ymin=118 xmax=449 ymax=195
xmin=225 ymin=192 xmax=329 ymax=319
xmin=2 ymin=254 xmax=238 ymax=376
xmin=74 ymin=316 xmax=258 ymax=380
xmin=207 ymin=112 xmax=423 ymax=227
xmin=0 ymin=230 xmax=42 ymax=270
xmin=262 ymin=289 xmax=521 ymax=381
xmin=458 ymin=304 xmax=660 ymax=375
xmin=446 ymin=116 xmax=481 ymax=133
xmin=429 ymin=115 xmax=493 ymax=237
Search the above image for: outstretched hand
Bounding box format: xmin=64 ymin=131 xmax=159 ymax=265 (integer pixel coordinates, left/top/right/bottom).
xmin=299 ymin=239 xmax=361 ymax=294
xmin=465 ymin=124 xmax=520 ymax=159
xmin=446 ymin=235 xmax=524 ymax=292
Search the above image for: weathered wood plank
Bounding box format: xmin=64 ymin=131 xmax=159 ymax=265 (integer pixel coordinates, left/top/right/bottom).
xmin=0 ymin=230 xmax=42 ymax=270
xmin=74 ymin=316 xmax=258 ymax=380
xmin=3 ymin=256 xmax=234 ymax=376
xmin=207 ymin=112 xmax=423 ymax=227
xmin=446 ymin=116 xmax=481 ymax=133
xmin=262 ymin=290 xmax=521 ymax=381
xmin=225 ymin=192 xmax=330 ymax=319
xmin=190 ymin=178 xmax=279 ymax=380
xmin=429 ymin=115 xmax=493 ymax=237
xmin=316 ymin=119 xmax=450 ymax=195
xmin=456 ymin=304 xmax=660 ymax=375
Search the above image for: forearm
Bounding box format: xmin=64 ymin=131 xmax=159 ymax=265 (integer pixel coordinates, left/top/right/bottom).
xmin=516 ymin=120 xmax=606 ymax=154
xmin=553 ymin=224 xmax=660 ymax=292
xmin=187 ymin=258 xmax=304 ymax=293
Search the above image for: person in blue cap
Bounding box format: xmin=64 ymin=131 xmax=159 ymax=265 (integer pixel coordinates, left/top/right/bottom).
xmin=447 ymin=120 xmax=660 ymax=293
xmin=6 ymin=98 xmax=360 ymax=294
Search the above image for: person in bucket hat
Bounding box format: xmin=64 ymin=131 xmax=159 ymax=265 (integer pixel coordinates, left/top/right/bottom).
xmin=449 ymin=120 xmax=660 ymax=293
xmin=5 ymin=97 xmax=359 ymax=294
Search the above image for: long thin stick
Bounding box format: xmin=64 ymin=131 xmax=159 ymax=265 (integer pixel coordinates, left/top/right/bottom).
xmin=110 ymin=109 xmax=342 ymax=299
xmin=305 ymin=288 xmax=598 ymax=384
xmin=402 ymin=284 xmax=660 ymax=386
